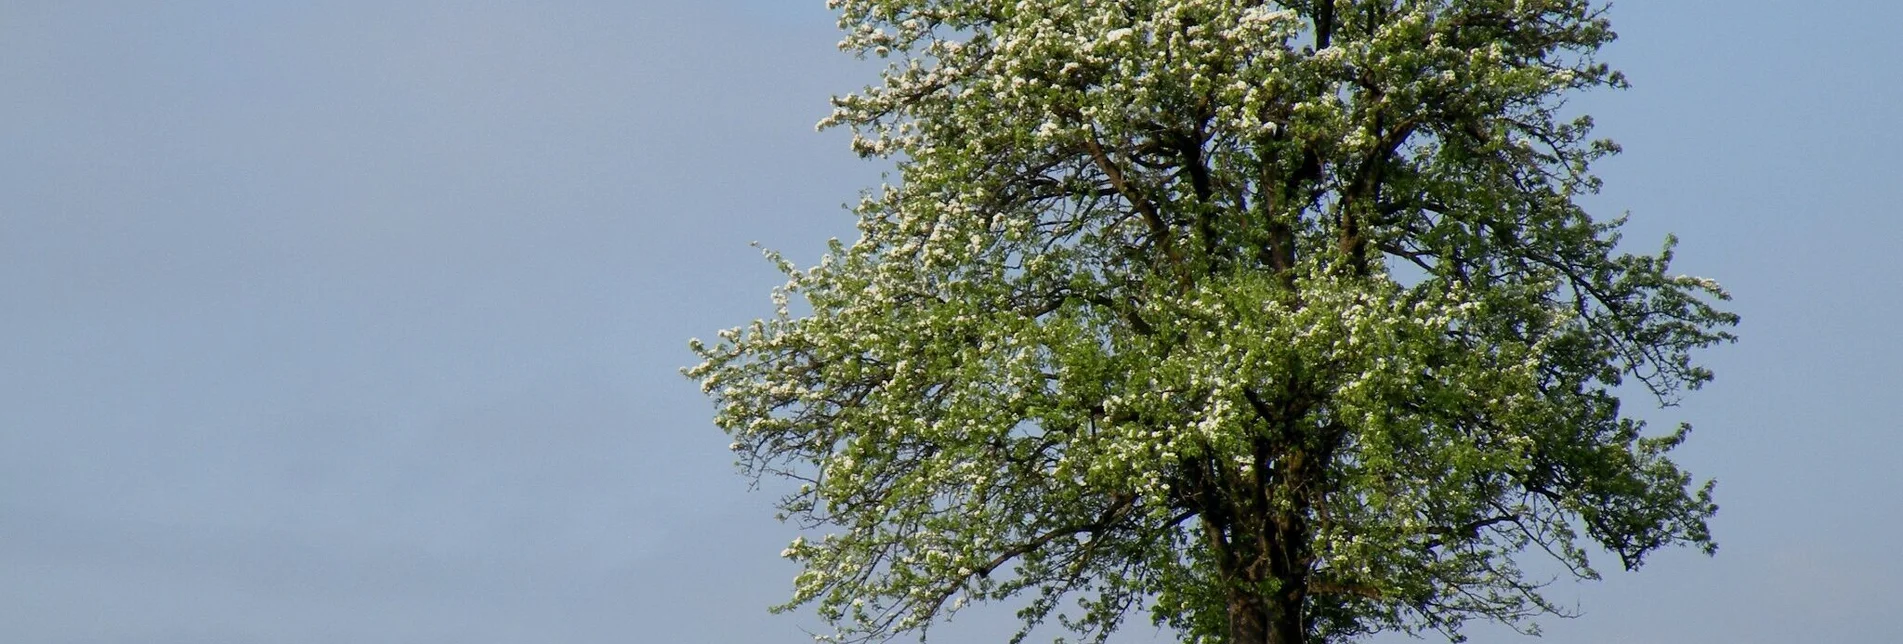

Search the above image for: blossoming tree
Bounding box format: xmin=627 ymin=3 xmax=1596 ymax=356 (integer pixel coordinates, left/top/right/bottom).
xmin=688 ymin=1 xmax=1737 ymax=642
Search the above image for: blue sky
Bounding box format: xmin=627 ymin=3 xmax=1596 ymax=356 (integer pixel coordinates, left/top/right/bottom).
xmin=2 ymin=2 xmax=1899 ymax=642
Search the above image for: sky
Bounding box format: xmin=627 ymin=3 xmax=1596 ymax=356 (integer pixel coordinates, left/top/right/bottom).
xmin=1 ymin=1 xmax=1898 ymax=642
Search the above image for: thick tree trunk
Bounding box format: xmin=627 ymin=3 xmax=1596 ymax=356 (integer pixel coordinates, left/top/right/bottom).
xmin=1212 ymin=395 xmax=1328 ymax=644
xmin=1227 ymin=593 xmax=1270 ymax=644
xmin=1269 ymin=581 xmax=1307 ymax=644
xmin=1216 ymin=519 xmax=1309 ymax=644
xmin=1224 ymin=579 xmax=1306 ymax=644
xmin=1266 ymin=517 xmax=1312 ymax=644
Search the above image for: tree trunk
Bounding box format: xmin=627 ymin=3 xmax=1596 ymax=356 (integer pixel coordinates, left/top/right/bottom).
xmin=1227 ymin=592 xmax=1270 ymax=644
xmin=1236 ymin=457 xmax=1322 ymax=643
xmin=1224 ymin=579 xmax=1306 ymax=644
xmin=1269 ymin=580 xmax=1307 ymax=644
xmin=1209 ymin=398 xmax=1324 ymax=643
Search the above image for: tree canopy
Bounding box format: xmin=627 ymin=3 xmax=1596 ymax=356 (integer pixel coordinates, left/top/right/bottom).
xmin=688 ymin=1 xmax=1737 ymax=642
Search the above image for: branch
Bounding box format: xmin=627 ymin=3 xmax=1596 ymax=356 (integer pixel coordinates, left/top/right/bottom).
xmin=1424 ymin=514 xmax=1520 ymax=550
xmin=1082 ymin=132 xmax=1186 ymax=274
xmin=970 ymin=493 xmax=1139 ymax=580
xmin=1310 ymin=579 xmax=1384 ymax=600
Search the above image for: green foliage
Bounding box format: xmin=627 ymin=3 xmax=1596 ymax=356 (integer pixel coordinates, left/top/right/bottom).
xmin=688 ymin=1 xmax=1736 ymax=642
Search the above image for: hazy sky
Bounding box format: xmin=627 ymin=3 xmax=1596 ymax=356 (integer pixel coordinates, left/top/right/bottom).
xmin=3 ymin=2 xmax=1899 ymax=642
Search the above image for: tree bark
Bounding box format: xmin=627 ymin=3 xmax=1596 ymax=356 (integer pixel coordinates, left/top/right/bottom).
xmin=1227 ymin=591 xmax=1271 ymax=644
xmin=1223 ymin=561 xmax=1307 ymax=644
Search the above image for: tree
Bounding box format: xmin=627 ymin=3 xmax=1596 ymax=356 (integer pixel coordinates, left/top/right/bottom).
xmin=687 ymin=1 xmax=1736 ymax=642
